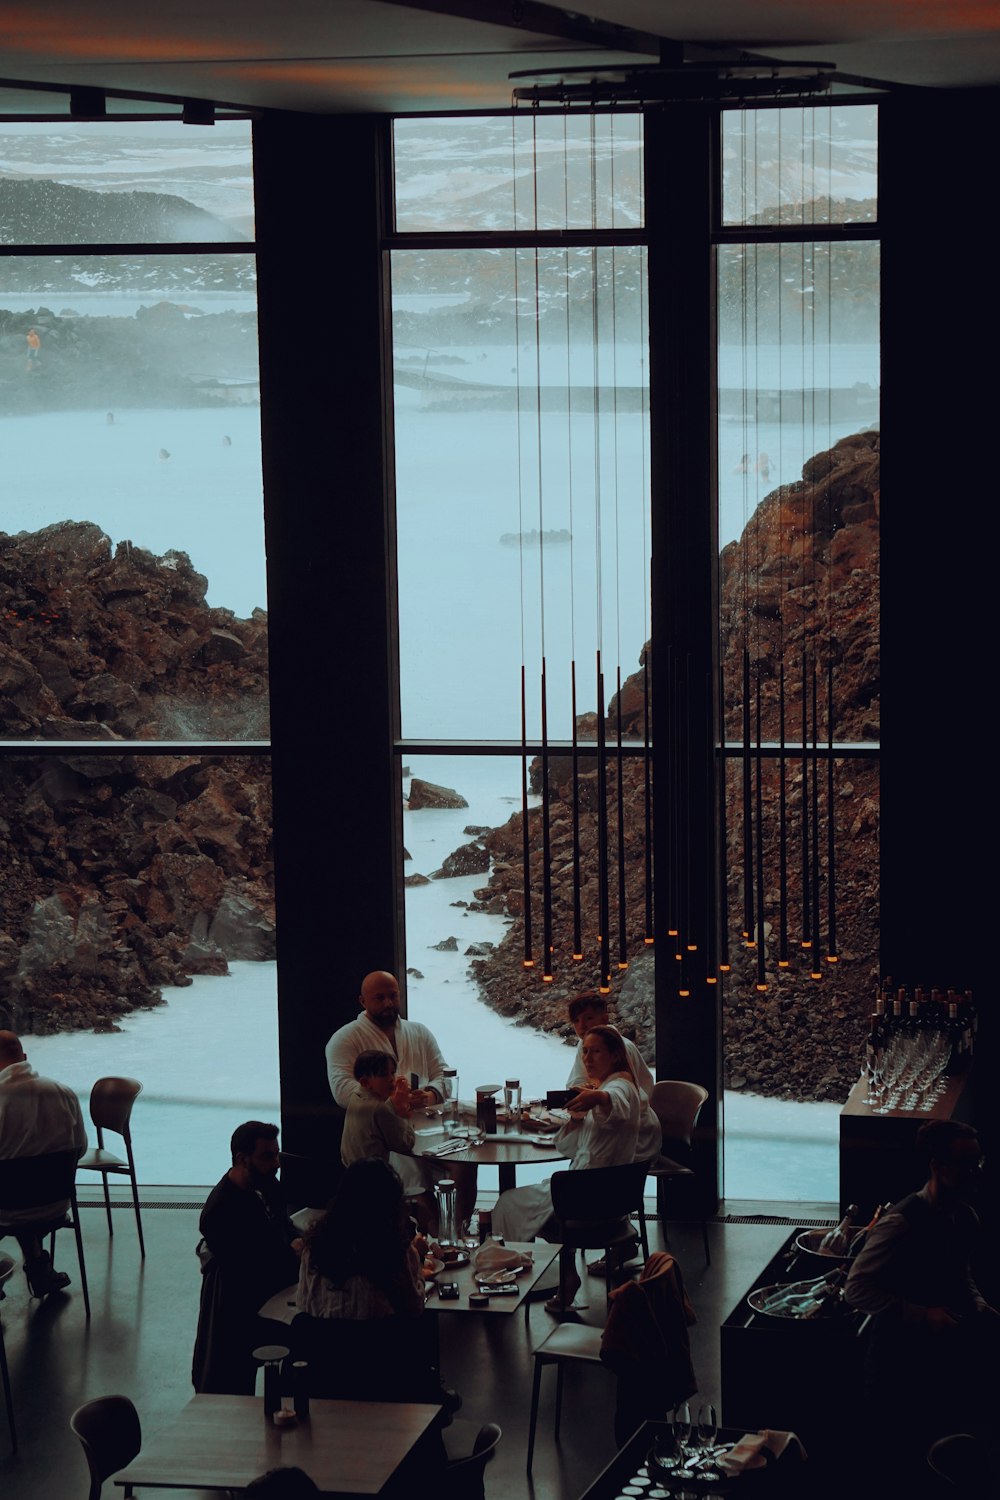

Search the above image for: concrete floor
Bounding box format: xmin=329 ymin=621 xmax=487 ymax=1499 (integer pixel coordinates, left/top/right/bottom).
xmin=0 ymin=1190 xmax=804 ymax=1500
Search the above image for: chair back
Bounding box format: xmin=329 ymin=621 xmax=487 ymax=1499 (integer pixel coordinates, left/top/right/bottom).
xmin=650 ymin=1081 xmax=708 ymax=1148
xmin=926 ymin=1433 xmax=991 ymax=1487
xmin=89 ymin=1077 xmax=142 ymax=1140
xmin=70 ymin=1395 xmax=141 ymax=1500
xmin=550 ymin=1161 xmax=648 ymax=1226
xmin=0 ymin=1149 xmax=82 ymax=1212
xmin=443 ymin=1422 xmax=502 ymax=1500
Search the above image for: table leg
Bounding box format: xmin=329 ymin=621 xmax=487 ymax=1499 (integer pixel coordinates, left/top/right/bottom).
xmin=498 ymin=1163 xmax=517 ymax=1195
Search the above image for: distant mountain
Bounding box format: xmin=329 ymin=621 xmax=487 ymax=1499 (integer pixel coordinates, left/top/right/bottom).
xmin=0 ymin=174 xmax=247 ymax=245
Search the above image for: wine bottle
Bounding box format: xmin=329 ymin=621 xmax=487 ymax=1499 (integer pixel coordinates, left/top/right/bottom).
xmin=819 ymin=1205 xmax=858 ymax=1255
xmin=846 ymin=1202 xmax=889 ymax=1260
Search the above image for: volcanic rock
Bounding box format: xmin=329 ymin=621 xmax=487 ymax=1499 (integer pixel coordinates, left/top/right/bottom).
xmin=408 ymin=778 xmax=468 ymax=810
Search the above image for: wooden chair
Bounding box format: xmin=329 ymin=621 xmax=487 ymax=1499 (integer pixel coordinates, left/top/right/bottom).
xmin=550 ymin=1160 xmax=650 ymax=1311
xmin=0 ymin=1253 xmax=16 ymax=1454
xmin=648 ymin=1081 xmax=711 ymax=1264
xmin=926 ymin=1433 xmax=992 ymax=1488
xmin=442 ymin=1419 xmax=503 ymax=1499
xmin=0 ymin=1148 xmax=90 ymax=1318
xmin=70 ymin=1395 xmax=141 ymax=1500
xmin=77 ymin=1077 xmax=145 ymax=1257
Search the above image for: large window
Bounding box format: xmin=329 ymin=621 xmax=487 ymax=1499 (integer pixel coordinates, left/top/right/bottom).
xmin=391 ymin=116 xmax=651 ymax=1097
xmin=0 ymin=121 xmax=275 ymax=1183
xmin=717 ymin=105 xmax=880 ymax=1200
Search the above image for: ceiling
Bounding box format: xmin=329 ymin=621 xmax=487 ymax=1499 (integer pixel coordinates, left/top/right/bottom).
xmin=2 ymin=0 xmax=1000 ymax=117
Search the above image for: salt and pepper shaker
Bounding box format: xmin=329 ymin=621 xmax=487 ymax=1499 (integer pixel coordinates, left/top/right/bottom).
xmin=252 ymin=1344 xmax=290 ymax=1421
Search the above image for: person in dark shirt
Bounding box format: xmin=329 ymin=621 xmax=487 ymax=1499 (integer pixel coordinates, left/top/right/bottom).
xmin=192 ymin=1120 xmax=302 ymax=1394
xmin=845 ymin=1119 xmax=999 ymax=1473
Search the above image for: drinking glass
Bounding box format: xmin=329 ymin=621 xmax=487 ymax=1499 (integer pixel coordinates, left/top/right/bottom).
xmin=697 ymin=1402 xmax=718 ymax=1447
xmin=671 ymin=1401 xmax=692 ymax=1458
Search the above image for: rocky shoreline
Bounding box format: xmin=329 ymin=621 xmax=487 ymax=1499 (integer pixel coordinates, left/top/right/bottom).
xmin=1 ymin=519 xmax=272 ymax=1036
xmin=420 ymin=430 xmax=880 ymax=1102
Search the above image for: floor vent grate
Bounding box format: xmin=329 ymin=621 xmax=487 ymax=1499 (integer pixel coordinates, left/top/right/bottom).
xmin=715 ymin=1213 xmax=837 ymax=1227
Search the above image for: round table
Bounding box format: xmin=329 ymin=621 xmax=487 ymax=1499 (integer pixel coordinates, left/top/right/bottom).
xmin=412 ymin=1105 xmax=568 ymax=1193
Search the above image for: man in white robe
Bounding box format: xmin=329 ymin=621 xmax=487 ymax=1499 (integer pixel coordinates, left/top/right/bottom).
xmin=326 ymin=970 xmax=475 ymax=1225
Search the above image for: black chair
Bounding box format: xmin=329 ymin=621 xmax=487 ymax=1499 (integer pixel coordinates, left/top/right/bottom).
xmin=70 ymin=1394 xmax=141 ymax=1500
xmin=76 ymin=1076 xmax=145 ymax=1256
xmin=0 ymin=1252 xmax=17 ymax=1454
xmin=926 ymin=1433 xmax=992 ymax=1488
xmin=550 ymin=1160 xmax=650 ymax=1311
xmin=0 ymin=1148 xmax=90 ymax=1319
xmin=442 ymin=1419 xmax=503 ymax=1499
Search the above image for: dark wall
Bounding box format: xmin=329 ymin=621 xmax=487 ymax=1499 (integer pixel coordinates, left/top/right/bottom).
xmin=880 ymin=91 xmax=994 ymax=1160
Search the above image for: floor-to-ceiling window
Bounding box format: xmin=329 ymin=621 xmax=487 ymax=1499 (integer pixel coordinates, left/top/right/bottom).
xmin=717 ymin=104 xmax=880 ymax=1200
xmin=0 ymin=119 xmax=276 ymax=1182
xmin=389 ymin=116 xmax=652 ymax=1179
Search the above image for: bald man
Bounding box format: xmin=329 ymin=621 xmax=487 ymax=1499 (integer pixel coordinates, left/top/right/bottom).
xmin=326 ymin=972 xmax=474 ymax=1226
xmin=0 ymin=1030 xmax=86 ymax=1295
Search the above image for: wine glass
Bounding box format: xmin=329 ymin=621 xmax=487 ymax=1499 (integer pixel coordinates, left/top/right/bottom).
xmin=697 ymin=1402 xmax=718 ymax=1448
xmin=672 ymin=1401 xmax=692 ymax=1461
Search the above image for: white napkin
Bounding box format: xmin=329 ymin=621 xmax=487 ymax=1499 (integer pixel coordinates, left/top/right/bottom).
xmin=717 ymin=1430 xmax=806 ymax=1475
xmin=472 ymin=1238 xmax=534 ymax=1274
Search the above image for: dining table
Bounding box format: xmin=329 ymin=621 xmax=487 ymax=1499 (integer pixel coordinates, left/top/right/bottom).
xmin=412 ymin=1104 xmax=569 ymax=1193
xmin=112 ymin=1393 xmax=441 ymax=1496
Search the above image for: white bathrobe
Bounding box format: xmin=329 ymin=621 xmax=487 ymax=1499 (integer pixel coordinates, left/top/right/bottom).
xmin=491 ymin=1072 xmax=661 ymax=1243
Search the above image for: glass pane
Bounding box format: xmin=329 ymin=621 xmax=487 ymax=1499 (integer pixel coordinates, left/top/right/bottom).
xmin=1 ymin=255 xmax=266 ymax=741
xmin=0 ymin=120 xmax=255 ymax=243
xmin=1 ymin=751 xmax=276 ymax=1185
xmin=717 ymin=240 xmax=880 ymax=746
xmin=403 ymin=751 xmax=654 ymax=1189
xmin=392 ymin=245 xmax=650 ymax=740
xmin=720 ymin=755 xmax=879 ymax=1201
xmin=393 ymin=114 xmax=643 ymax=231
xmin=721 ymin=104 xmax=877 ymax=226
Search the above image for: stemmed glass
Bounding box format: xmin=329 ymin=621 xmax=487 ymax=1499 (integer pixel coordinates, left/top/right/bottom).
xmin=697 ymin=1402 xmax=718 ymax=1449
xmin=672 ymin=1402 xmax=692 ymax=1461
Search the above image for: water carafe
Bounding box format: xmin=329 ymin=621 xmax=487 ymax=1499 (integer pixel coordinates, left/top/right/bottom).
xmin=435 ymin=1177 xmax=458 ymax=1247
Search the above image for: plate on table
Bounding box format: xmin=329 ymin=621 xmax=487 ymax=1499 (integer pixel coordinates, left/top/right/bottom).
xmin=530 ymin=1135 xmax=558 ymax=1147
xmin=431 ymin=1246 xmax=470 ymax=1269
xmin=476 ymin=1269 xmax=519 ymax=1287
xmin=422 ymin=1257 xmax=445 ymax=1278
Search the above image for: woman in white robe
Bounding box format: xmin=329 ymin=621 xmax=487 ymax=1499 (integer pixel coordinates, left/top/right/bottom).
xmin=492 ymin=1026 xmax=661 ymax=1307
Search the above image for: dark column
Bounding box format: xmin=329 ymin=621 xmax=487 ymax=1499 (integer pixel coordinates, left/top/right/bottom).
xmin=880 ymin=92 xmax=994 ymax=1178
xmin=253 ymin=114 xmax=403 ymax=1196
xmin=646 ymin=105 xmax=722 ymax=1211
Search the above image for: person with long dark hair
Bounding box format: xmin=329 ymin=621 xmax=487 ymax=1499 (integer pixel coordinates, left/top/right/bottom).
xmin=297 ymin=1157 xmax=424 ymax=1320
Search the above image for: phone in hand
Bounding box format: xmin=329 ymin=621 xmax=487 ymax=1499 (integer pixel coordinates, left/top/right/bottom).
xmin=546 ymin=1089 xmax=574 ymax=1108
xmin=477 ymin=1282 xmax=518 ymax=1296
xmin=438 ymin=1281 xmax=460 ymax=1299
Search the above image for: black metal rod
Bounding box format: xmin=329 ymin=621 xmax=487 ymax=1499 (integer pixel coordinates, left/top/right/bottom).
xmin=541 ymin=658 xmax=553 ymax=981
xmin=571 ymin=660 xmax=583 ymax=960
xmin=826 ymin=658 xmax=838 ymax=960
xmin=643 ymin=650 xmax=654 ymax=946
xmin=520 ymin=664 xmax=533 ymax=968
xmin=800 ymin=647 xmax=811 ymax=949
xmin=778 ymin=662 xmax=789 ymax=966
xmin=717 ymin=658 xmax=730 ymax=972
xmin=742 ymin=647 xmax=753 ymax=942
xmin=616 ymin=667 xmax=628 ymax=969
xmin=811 ymin=656 xmax=822 ymax=972
xmin=755 ymin=667 xmax=766 ymax=989
xmin=596 ymin=651 xmax=611 ymax=991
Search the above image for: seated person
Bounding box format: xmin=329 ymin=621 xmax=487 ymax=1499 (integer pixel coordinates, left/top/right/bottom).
xmin=0 ymin=1029 xmax=87 ymax=1296
xmin=492 ymin=1025 xmax=661 ymax=1311
xmin=192 ymin=1120 xmax=302 ymax=1395
xmin=293 ymin=1157 xmax=439 ymax=1403
xmin=845 ymin=1119 xmax=1000 ymax=1479
xmin=565 ymin=992 xmax=654 ymax=1101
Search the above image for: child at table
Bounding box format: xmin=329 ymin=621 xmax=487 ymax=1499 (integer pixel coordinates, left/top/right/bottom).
xmin=340 ymin=1050 xmax=416 ymax=1168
